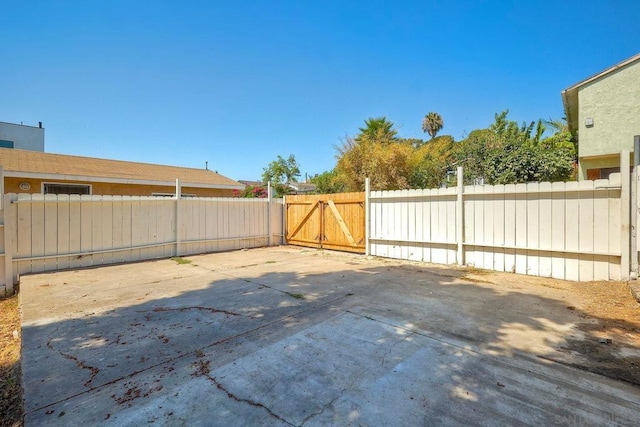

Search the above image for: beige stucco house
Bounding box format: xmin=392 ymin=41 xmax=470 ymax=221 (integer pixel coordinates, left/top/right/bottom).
xmin=0 ymin=148 xmax=244 ymax=197
xmin=562 ymin=53 xmax=640 ymax=180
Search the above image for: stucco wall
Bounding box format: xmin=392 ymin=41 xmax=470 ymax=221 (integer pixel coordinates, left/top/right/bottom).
xmin=0 ymin=122 xmax=45 ymax=151
xmin=577 ymin=153 xmax=630 ymax=180
xmin=578 ymin=60 xmax=640 ymax=159
xmin=4 ymin=177 xmax=235 ymax=197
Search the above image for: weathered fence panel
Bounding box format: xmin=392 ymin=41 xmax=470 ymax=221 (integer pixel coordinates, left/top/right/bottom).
xmin=369 ymin=174 xmax=625 ymax=282
xmin=5 ymin=194 xmax=283 ymax=283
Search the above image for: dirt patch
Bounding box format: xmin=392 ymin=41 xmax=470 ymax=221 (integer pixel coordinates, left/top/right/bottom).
xmin=0 ymin=294 xmax=23 ymax=427
xmin=563 ymin=281 xmax=640 ymax=384
xmin=464 ymin=270 xmax=640 ymax=385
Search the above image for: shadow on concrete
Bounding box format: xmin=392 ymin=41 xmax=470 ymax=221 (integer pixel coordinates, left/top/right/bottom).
xmin=19 ymin=250 xmax=640 ymax=425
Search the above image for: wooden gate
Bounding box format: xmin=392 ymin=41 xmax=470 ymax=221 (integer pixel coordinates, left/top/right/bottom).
xmin=285 ymin=192 xmax=365 ymax=253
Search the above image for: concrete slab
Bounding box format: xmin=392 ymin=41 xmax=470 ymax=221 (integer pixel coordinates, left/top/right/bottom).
xmin=20 ymin=247 xmax=640 ymax=426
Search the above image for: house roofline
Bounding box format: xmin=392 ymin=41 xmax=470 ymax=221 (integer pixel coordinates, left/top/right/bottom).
xmin=561 ymin=52 xmax=640 ymax=136
xmin=562 ymin=52 xmax=640 ymax=94
xmin=4 ymin=171 xmax=245 ymax=190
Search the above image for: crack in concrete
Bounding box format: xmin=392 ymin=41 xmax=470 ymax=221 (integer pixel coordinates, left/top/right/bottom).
xmin=378 ymin=332 xmax=415 ymax=369
xmin=28 ymin=293 xmax=351 ymax=415
xmin=149 ymin=306 xmax=241 ymax=317
xmin=299 ymin=374 xmax=359 ymax=426
xmin=299 ymin=388 xmax=345 ymax=426
xmin=217 ymin=270 xmax=311 ymax=301
xmin=207 ymin=375 xmax=295 ymax=426
xmin=46 ymin=327 xmax=100 ymax=388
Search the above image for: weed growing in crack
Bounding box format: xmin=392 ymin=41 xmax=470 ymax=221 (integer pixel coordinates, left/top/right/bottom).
xmin=172 ymin=257 xmax=192 ymax=265
xmin=192 ymin=359 xmax=211 ymax=377
xmin=286 ymin=292 xmax=305 ymax=300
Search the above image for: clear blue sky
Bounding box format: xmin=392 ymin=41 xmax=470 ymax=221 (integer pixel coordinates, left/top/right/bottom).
xmin=1 ymin=1 xmax=639 ymax=181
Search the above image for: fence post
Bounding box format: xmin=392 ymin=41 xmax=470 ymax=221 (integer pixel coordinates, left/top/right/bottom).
xmin=365 ymin=177 xmax=371 ymax=256
xmin=267 ymin=182 xmax=272 ymax=247
xmin=2 ymin=162 xmax=14 ymax=295
xmin=175 ymin=179 xmax=182 ymax=257
xmin=3 ymin=193 xmax=13 ymax=296
xmin=456 ymin=167 xmax=464 ymax=266
xmin=621 ymin=150 xmax=631 ymax=280
xmin=282 ymin=194 xmax=287 ymax=245
xmin=633 ymin=136 xmax=640 ymax=278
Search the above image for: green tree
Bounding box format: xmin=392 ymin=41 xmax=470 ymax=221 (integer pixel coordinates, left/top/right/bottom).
xmin=335 ymin=135 xmax=413 ymax=191
xmin=334 ymin=118 xmax=414 ymax=191
xmin=261 ymin=154 xmax=301 ymax=196
xmin=357 ymin=117 xmax=398 ymax=143
xmin=455 ymin=111 xmax=576 ymax=185
xmin=422 ymin=112 xmax=444 ymax=140
xmin=409 ymin=135 xmax=455 ymax=189
xmin=309 ymin=169 xmax=345 ymax=194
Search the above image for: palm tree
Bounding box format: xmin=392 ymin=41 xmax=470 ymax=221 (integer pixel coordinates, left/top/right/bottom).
xmin=422 ymin=112 xmax=444 ymax=140
xmin=543 ymin=117 xmax=569 ymax=134
xmin=357 ymin=117 xmax=398 ymax=143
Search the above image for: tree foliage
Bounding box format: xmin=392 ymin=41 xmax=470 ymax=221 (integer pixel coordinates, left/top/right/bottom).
xmin=455 ymin=111 xmax=576 ymax=185
xmin=261 ymin=154 xmax=301 ymax=196
xmin=357 ymin=117 xmax=398 ymax=143
xmin=422 ymin=111 xmax=444 ymax=140
xmin=233 ymin=185 xmax=268 ymax=198
xmin=323 ymin=111 xmax=576 ymax=194
xmin=409 ymin=135 xmax=455 ymax=189
xmin=335 ymin=135 xmax=413 ymax=191
xmin=309 ymin=169 xmax=344 ymax=194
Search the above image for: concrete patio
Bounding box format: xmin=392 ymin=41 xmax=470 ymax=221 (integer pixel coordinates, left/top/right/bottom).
xmin=20 ymin=246 xmax=640 ymax=426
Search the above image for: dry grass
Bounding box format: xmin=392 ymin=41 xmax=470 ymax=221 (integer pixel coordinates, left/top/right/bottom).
xmin=0 ymin=294 xmax=22 ymax=427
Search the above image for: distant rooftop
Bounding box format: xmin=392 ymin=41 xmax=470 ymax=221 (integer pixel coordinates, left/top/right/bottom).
xmin=0 ymin=148 xmax=243 ymax=189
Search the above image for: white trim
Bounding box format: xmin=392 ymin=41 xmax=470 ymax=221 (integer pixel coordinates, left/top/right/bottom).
xmin=5 ymin=171 xmax=244 ymax=190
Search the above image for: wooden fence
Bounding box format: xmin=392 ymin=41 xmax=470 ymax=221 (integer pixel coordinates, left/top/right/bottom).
xmin=0 ymin=194 xmax=283 ymax=292
xmin=369 ymin=169 xmax=628 ymax=282
xmin=285 ymin=192 xmax=365 ymax=253
xmin=0 ymin=154 xmax=637 ymax=295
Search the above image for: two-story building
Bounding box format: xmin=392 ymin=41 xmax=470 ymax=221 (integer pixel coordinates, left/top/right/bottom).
xmin=562 ymin=53 xmax=640 ymax=180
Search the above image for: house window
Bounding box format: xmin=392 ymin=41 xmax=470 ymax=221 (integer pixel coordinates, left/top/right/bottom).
xmin=0 ymin=140 xmax=14 ymax=148
xmin=587 ymin=167 xmax=622 ymax=180
xmin=43 ymin=183 xmax=91 ymax=195
xmin=152 ymin=192 xmax=197 ymax=198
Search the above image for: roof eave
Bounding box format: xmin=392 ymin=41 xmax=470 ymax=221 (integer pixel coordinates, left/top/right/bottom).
xmin=4 ymin=171 xmax=245 ymax=190
xmin=563 ymin=52 xmax=640 ymax=93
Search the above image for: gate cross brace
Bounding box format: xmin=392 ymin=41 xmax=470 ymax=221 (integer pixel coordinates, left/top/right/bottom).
xmin=326 ymin=200 xmax=357 ymax=246
xmin=287 ymin=200 xmax=320 ymax=240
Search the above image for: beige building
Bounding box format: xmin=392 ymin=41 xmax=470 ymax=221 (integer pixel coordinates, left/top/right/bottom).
xmin=0 ymin=148 xmax=243 ymax=197
xmin=562 ymin=53 xmax=640 ymax=180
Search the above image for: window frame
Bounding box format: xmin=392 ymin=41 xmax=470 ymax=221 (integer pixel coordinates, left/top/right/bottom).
xmin=42 ymin=182 xmax=92 ymax=195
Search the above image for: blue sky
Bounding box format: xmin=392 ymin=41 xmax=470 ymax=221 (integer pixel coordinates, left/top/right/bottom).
xmin=1 ymin=1 xmax=639 ymax=181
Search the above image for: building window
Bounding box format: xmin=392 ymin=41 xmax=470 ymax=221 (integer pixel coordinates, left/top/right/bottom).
xmin=587 ymin=167 xmax=622 ymax=180
xmin=0 ymin=140 xmax=14 ymax=148
xmin=152 ymin=192 xmax=197 ymax=198
xmin=43 ymin=183 xmax=91 ymax=195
